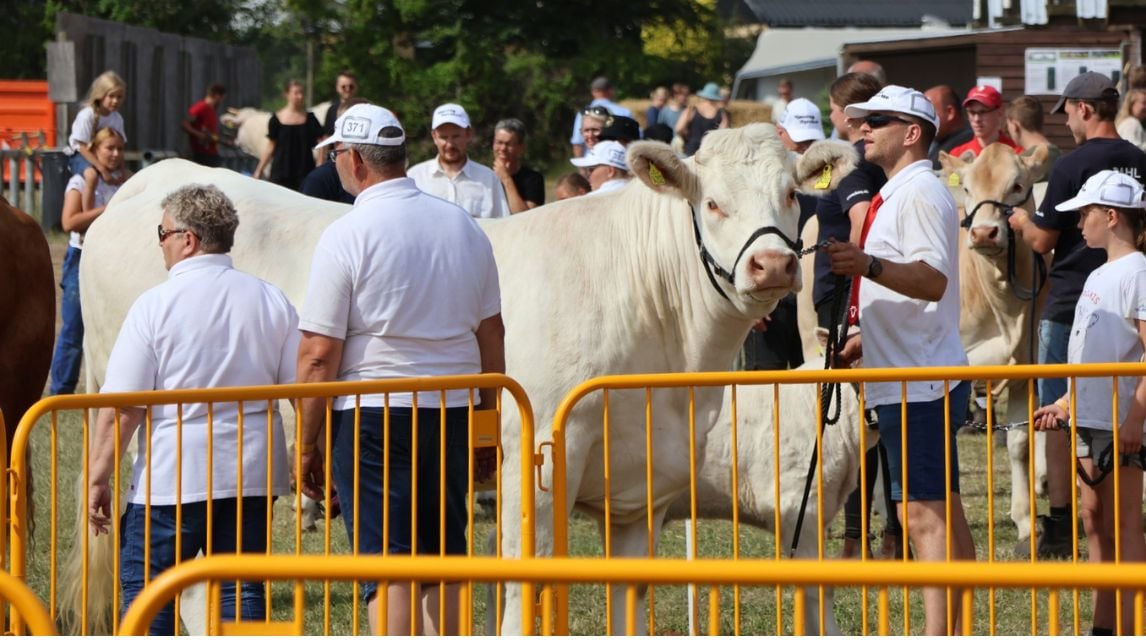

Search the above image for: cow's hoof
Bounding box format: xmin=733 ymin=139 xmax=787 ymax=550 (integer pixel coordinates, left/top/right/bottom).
xmin=1012 ymin=536 xmax=1032 ymax=559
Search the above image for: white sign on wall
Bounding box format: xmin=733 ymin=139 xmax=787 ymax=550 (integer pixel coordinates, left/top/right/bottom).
xmin=1025 ymin=48 xmax=1121 ymax=95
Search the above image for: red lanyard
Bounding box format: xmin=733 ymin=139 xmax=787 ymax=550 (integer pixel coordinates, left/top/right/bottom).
xmin=847 ymin=193 xmax=883 ymax=325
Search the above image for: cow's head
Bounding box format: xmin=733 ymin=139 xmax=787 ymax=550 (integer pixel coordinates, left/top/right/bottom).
xmin=940 ymin=143 xmax=1048 ymax=255
xmin=220 ymin=107 xmax=264 ymax=128
xmin=627 ymin=123 xmax=857 ymax=317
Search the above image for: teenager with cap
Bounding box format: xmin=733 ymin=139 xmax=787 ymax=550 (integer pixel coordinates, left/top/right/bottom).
xmin=569 ymin=140 xmax=630 ymax=193
xmin=825 ymin=84 xmax=975 ymax=635
xmin=949 ymin=85 xmax=1023 ymax=158
xmin=408 ymin=103 xmax=509 ymax=219
xmin=296 ymin=103 xmax=504 ymax=635
xmin=776 ymin=97 xmax=825 ymax=153
xmin=1009 ymin=71 xmax=1146 ymax=560
xmin=1032 ymin=170 xmax=1146 ymax=635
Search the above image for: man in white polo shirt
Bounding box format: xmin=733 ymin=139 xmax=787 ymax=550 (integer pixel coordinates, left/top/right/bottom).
xmin=295 ymin=104 xmax=504 ymax=635
xmin=569 ymin=140 xmax=630 ymax=193
xmin=825 ymin=85 xmax=974 ymax=635
xmin=407 ymin=102 xmax=510 ymax=218
xmin=87 ymin=184 xmax=299 ymax=635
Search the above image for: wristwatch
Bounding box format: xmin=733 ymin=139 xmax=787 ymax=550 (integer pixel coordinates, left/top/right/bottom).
xmin=865 ymin=256 xmax=883 ymax=279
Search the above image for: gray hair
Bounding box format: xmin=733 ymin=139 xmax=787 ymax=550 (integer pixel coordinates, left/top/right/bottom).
xmin=349 ymin=126 xmax=407 ymax=170
xmin=494 ymin=118 xmax=527 ymax=143
xmin=161 ymin=184 xmax=238 ymax=253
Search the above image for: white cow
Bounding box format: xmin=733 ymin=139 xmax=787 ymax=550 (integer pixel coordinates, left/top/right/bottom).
xmin=664 ymin=365 xmax=873 ymax=634
xmin=940 ymin=144 xmax=1051 ymax=555
xmin=62 ymin=125 xmax=856 ymax=634
xmin=219 ymin=102 xmax=331 ymax=172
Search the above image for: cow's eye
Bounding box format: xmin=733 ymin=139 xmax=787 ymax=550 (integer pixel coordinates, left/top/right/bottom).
xmin=706 ymin=199 xmax=719 ymax=211
xmin=787 ymin=189 xmax=797 ymax=204
xmin=1012 ymin=183 xmax=1024 ymax=194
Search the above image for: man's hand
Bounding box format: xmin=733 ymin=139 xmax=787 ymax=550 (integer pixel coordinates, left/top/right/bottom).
xmin=492 ymin=157 xmax=512 ymax=183
xmin=293 ymin=447 xmax=326 ymax=500
xmin=1118 ymin=417 xmax=1144 ymax=460
xmin=825 ymin=240 xmax=869 ymax=277
xmin=834 ymin=332 xmax=862 ymax=368
xmin=474 ymin=446 xmax=498 ymax=484
xmin=1007 ymin=206 xmax=1031 ymax=233
xmin=89 ymin=480 xmax=113 ymax=535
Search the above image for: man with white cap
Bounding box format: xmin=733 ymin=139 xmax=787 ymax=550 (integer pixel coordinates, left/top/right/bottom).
xmin=296 ymin=103 xmax=504 ymax=635
xmin=775 ymin=97 xmax=824 ymax=153
xmin=1008 ymin=72 xmax=1146 ymax=561
xmin=824 ymin=85 xmax=975 ymax=635
xmin=407 ymin=103 xmax=510 ymax=218
xmin=569 ymin=140 xmax=630 ymax=193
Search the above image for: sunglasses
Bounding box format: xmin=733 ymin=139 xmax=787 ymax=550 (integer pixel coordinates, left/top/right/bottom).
xmin=581 ymin=106 xmax=614 ymax=122
xmin=157 ymin=224 xmax=194 ymax=242
xmin=863 ymin=113 xmax=912 ymax=129
xmin=328 ymin=147 xmax=350 ymax=163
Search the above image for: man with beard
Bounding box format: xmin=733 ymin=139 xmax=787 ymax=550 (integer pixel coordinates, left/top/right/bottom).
xmin=408 ymin=103 xmax=509 ymax=219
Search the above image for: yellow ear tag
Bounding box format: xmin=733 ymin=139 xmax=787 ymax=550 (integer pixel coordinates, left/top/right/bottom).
xmin=948 ymin=172 xmax=961 ymax=187
xmin=648 ymin=164 xmax=666 ymax=186
xmin=814 ymin=164 xmax=832 ymax=190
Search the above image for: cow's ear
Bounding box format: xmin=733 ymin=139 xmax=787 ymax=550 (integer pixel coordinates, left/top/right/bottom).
xmin=628 ymin=142 xmax=701 ymax=203
xmin=794 ymin=140 xmax=858 ymax=196
xmin=937 ymin=150 xmax=963 ymax=173
xmin=1019 ymin=145 xmax=1050 ymax=182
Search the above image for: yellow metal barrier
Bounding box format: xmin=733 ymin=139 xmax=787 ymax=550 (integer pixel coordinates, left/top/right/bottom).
xmin=0 ymin=569 xmax=58 ymax=635
xmin=8 ymin=374 xmax=536 ymax=636
xmin=118 ymin=554 xmax=1146 ymax=636
xmin=547 ymin=362 xmax=1146 ymax=636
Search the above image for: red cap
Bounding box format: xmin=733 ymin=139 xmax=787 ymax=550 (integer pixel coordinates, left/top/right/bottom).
xmin=963 ymin=85 xmax=1002 ymax=110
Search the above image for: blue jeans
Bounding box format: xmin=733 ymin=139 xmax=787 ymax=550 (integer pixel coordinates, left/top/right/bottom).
xmin=120 ymin=497 xmax=270 ymax=635
xmin=1038 ymin=319 xmax=1071 ymax=405
xmin=330 ymin=407 xmax=471 ymax=602
xmin=49 ymin=246 xmax=83 ymax=395
xmin=875 ymin=381 xmax=971 ymax=502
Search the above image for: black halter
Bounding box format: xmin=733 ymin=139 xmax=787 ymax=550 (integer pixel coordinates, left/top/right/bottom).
xmin=688 ymin=203 xmax=808 ymax=302
xmin=961 ymin=186 xmax=1046 ymax=302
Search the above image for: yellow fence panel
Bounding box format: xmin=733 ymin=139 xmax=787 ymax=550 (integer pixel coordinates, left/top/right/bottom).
xmin=547 ymin=362 xmax=1146 ymax=636
xmin=8 ymin=374 xmax=536 ymax=636
xmin=117 ymin=554 xmax=1146 ymax=636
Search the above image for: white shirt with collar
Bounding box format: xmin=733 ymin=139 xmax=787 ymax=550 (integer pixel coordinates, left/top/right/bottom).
xmin=859 ymin=159 xmax=968 ymax=408
xmin=407 ymin=156 xmax=510 ymax=219
xmin=299 ymin=177 xmax=501 ymax=410
xmin=595 ymin=178 xmax=630 ymax=194
xmin=101 ymin=254 xmax=300 ymax=505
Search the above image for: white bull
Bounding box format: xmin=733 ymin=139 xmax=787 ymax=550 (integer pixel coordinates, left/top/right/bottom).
xmin=63 ymin=124 xmax=857 ymax=635
xmin=940 ymin=144 xmax=1051 ymax=555
xmin=664 ymin=365 xmax=873 ymax=634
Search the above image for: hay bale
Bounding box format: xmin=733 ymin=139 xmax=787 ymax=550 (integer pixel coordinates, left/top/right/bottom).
xmin=619 ymin=98 xmax=773 ymax=130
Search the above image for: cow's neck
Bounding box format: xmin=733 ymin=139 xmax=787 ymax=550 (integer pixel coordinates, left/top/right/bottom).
xmin=623 ymin=193 xmax=760 ymax=373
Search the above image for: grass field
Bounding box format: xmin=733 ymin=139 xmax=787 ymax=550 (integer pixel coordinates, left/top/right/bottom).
xmin=14 ymin=402 xmax=1106 ymax=637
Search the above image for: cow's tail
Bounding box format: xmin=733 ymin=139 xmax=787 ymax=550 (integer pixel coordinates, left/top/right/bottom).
xmin=58 ymin=475 xmax=117 ymax=635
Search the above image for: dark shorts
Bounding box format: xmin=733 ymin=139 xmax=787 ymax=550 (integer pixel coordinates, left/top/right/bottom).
xmin=875 ymin=381 xmax=970 ymax=502
xmin=330 ymin=406 xmax=471 ymax=601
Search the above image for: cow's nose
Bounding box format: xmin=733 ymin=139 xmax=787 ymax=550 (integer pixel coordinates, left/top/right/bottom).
xmin=747 ymin=249 xmax=796 ymax=291
xmin=969 ymin=224 xmax=1000 ymax=246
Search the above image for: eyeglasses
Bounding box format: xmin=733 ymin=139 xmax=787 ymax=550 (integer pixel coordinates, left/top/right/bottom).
xmin=966 ymin=108 xmax=998 ymax=118
xmin=157 ymin=224 xmax=194 ymax=242
xmin=863 ymin=113 xmax=911 ymax=129
xmin=328 ymin=147 xmax=350 ymax=163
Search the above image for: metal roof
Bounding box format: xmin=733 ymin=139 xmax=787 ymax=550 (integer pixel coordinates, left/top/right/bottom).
xmin=740 ymin=0 xmax=973 ymax=27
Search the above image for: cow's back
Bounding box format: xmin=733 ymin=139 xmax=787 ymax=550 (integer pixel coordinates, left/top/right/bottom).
xmin=80 ymin=160 xmax=349 ymax=389
xmin=0 ymin=198 xmax=54 ymax=433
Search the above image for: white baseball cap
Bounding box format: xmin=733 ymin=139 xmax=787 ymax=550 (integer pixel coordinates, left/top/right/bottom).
xmin=1055 ymin=170 xmax=1146 ymax=211
xmin=570 ymin=141 xmax=628 ymax=171
xmin=315 ymin=104 xmax=405 ymax=150
xmin=432 ymin=103 xmax=471 ymax=129
xmin=778 ymin=98 xmax=825 ymax=143
xmin=844 ymin=84 xmax=940 ymax=131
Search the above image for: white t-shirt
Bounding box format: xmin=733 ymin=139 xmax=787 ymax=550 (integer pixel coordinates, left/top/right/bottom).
xmin=299 ymin=177 xmax=501 ymax=409
xmin=595 ymin=178 xmax=630 ymax=194
xmin=1117 ymin=117 xmax=1146 ymax=153
xmin=67 ymin=106 xmax=127 ymax=153
xmin=859 ymin=160 xmax=969 ymax=408
xmin=101 ymin=254 xmax=300 ymax=505
xmin=1068 ymin=252 xmax=1146 ymax=430
xmin=407 ymin=157 xmax=510 ymax=219
xmin=64 ymin=173 xmax=118 ymax=249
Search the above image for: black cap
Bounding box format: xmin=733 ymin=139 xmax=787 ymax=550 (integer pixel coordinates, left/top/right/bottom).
xmin=600 ymin=115 xmax=640 ymax=143
xmin=1052 ymin=71 xmax=1119 ymax=114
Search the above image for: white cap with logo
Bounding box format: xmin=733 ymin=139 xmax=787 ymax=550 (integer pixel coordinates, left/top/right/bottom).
xmin=570 ymin=141 xmax=628 ymax=171
xmin=778 ymin=98 xmax=825 ymax=143
xmin=432 ymin=103 xmax=472 ymax=129
xmin=844 ymin=84 xmax=940 ymax=130
xmin=315 ymin=104 xmax=405 ymax=150
xmin=1056 ymin=170 xmax=1146 ymax=212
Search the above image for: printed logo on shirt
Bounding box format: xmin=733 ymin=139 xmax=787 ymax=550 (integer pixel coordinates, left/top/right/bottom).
xmin=1113 ymin=166 xmax=1143 ymax=179
xmin=340 ymin=117 xmax=371 ymax=140
xmin=844 ymin=189 xmax=870 ymax=202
